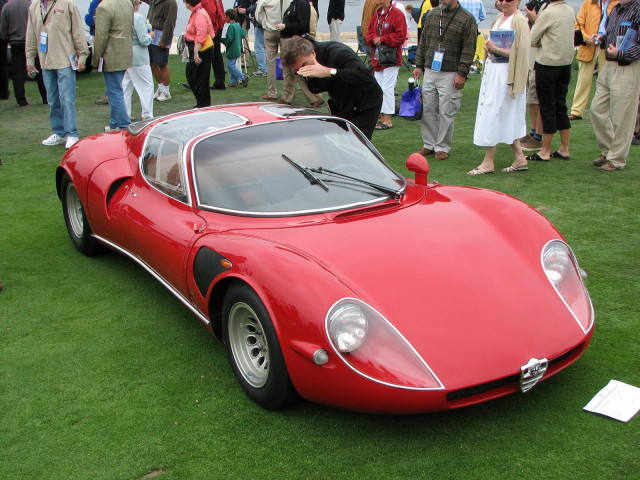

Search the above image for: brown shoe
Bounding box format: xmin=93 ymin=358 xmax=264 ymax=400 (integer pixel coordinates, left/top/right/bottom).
xmin=592 ymin=155 xmax=608 ymax=166
xmin=306 ymin=99 xmax=325 ymax=108
xmin=435 ymin=151 xmax=449 ymax=160
xmin=416 ymin=147 xmax=434 ymax=157
xmin=520 ymin=134 xmax=542 ymax=151
xmin=568 ymin=114 xmax=582 ymax=121
xmin=261 ymin=94 xmax=277 ymax=101
xmin=94 ymin=95 xmax=109 ymax=105
xmin=598 ymin=161 xmax=622 ymax=171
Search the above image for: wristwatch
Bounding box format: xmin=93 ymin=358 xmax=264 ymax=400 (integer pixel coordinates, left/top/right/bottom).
xmin=329 ymin=68 xmax=337 ymax=77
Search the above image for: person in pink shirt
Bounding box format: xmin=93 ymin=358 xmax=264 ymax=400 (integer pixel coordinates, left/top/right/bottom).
xmin=184 ymin=0 xmax=215 ymax=107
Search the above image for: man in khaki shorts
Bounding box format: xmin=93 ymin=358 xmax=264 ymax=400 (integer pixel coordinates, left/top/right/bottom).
xmin=519 ymin=48 xmax=543 ymax=150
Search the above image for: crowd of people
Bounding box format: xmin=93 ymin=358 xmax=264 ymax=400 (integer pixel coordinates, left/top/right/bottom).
xmin=1 ymin=0 xmax=639 ymax=170
xmin=408 ymin=0 xmax=640 ymax=172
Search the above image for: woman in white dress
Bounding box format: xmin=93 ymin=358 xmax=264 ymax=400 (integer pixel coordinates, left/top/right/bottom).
xmin=467 ymin=0 xmax=530 ymax=175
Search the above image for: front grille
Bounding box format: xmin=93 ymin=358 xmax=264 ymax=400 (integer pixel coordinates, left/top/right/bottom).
xmin=446 ymin=343 xmax=587 ymax=404
xmin=446 ymin=374 xmax=519 ymax=402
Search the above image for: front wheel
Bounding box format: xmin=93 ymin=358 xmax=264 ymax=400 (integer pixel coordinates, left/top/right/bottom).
xmin=61 ymin=173 xmax=103 ymax=256
xmin=222 ymin=283 xmax=298 ymax=410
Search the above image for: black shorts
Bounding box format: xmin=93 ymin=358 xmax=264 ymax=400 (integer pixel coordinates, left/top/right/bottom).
xmin=149 ymin=44 xmax=170 ymax=66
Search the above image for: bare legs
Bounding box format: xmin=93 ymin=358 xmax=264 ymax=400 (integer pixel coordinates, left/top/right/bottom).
xmin=534 ymin=128 xmax=570 ymax=160
xmin=151 ymin=64 xmax=170 ymax=91
xmin=468 ymin=141 xmax=528 ymax=175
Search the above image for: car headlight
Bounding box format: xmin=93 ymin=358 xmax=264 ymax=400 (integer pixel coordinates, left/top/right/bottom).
xmin=542 ymin=240 xmax=594 ymax=333
xmin=328 ymin=303 xmax=368 ymax=352
xmin=326 ymin=299 xmax=443 ymax=390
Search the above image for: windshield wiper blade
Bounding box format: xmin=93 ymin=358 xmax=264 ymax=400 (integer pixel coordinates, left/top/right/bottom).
xmin=282 ymin=154 xmax=329 ymax=191
xmin=310 ymin=167 xmax=401 ymax=199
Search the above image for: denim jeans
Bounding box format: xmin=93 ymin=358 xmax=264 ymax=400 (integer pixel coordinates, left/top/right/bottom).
xmin=104 ymin=70 xmax=130 ymax=129
xmin=227 ymin=57 xmax=244 ymax=84
xmin=42 ymin=67 xmax=78 ymax=138
xmin=254 ymin=26 xmax=267 ymax=72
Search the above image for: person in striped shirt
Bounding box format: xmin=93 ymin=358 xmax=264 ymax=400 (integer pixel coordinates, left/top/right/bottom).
xmin=588 ymin=0 xmax=640 ymax=171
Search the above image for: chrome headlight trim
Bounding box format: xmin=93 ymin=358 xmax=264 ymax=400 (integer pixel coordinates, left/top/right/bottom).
xmin=541 ymin=240 xmax=595 ymax=334
xmin=324 ymin=298 xmax=444 ymax=391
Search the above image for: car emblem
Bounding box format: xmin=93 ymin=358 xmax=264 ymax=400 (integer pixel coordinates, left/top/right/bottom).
xmin=520 ymin=358 xmax=548 ymax=393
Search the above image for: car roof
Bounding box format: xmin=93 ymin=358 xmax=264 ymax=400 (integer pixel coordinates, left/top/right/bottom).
xmin=128 ymin=103 xmax=330 ymax=144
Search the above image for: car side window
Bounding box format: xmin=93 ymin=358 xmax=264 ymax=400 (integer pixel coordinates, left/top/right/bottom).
xmin=141 ymin=137 xmax=188 ymax=203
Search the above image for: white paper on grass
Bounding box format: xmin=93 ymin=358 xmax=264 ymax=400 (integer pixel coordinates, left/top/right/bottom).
xmin=584 ymin=380 xmax=640 ymax=422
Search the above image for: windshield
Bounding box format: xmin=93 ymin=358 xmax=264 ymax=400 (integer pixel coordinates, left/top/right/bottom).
xmin=191 ymin=118 xmax=406 ymax=216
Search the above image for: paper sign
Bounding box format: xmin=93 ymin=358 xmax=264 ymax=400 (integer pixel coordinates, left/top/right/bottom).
xmin=584 ymin=380 xmax=640 ymax=422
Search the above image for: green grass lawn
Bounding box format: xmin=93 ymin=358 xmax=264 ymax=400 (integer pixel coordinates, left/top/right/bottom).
xmin=1 ymin=57 xmax=639 ymax=479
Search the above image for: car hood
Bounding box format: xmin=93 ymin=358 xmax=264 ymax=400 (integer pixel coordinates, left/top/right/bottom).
xmin=224 ymin=185 xmax=590 ymax=389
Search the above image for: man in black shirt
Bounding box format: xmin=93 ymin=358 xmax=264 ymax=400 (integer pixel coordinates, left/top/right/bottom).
xmin=281 ymin=35 xmax=383 ymax=140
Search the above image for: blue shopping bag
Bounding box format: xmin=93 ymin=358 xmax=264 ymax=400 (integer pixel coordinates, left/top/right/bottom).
xmin=399 ymin=87 xmax=422 ymax=120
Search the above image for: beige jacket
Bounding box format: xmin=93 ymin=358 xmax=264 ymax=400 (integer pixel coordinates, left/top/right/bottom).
xmin=256 ymin=0 xmax=291 ymax=32
xmin=531 ymin=1 xmax=576 ymax=66
xmin=92 ymin=0 xmax=134 ymax=71
xmin=487 ymin=11 xmax=530 ymax=97
xmin=25 ymin=0 xmax=88 ymax=70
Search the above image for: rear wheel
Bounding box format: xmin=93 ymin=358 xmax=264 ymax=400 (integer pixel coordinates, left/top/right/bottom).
xmin=222 ymin=283 xmax=298 ymax=410
xmin=61 ymin=173 xmax=103 ymax=256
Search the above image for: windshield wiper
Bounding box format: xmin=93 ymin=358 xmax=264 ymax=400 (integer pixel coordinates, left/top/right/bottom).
xmin=310 ymin=167 xmax=402 ymax=199
xmin=282 ymin=154 xmax=329 ymax=191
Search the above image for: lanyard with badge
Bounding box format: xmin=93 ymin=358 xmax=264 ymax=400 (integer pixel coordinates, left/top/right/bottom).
xmin=39 ymin=0 xmax=57 ymax=53
xmin=432 ymin=6 xmax=459 ymax=71
xmin=374 ymin=6 xmax=392 ymax=61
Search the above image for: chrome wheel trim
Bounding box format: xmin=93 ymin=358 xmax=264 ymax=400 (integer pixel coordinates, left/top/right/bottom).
xmin=65 ymin=182 xmax=84 ymax=239
xmin=228 ymin=302 xmax=270 ymax=388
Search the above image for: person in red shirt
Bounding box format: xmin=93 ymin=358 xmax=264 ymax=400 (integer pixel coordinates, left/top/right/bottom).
xmin=201 ymin=0 xmax=226 ymax=89
xmin=366 ymin=0 xmax=406 ymax=130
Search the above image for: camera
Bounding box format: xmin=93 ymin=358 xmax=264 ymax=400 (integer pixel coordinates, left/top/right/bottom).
xmin=525 ymin=0 xmax=546 ymax=12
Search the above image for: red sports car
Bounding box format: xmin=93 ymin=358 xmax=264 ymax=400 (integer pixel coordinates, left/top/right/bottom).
xmin=56 ymin=104 xmax=594 ymax=413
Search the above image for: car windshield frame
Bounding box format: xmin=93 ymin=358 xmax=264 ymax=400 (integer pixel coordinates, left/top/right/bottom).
xmin=190 ymin=117 xmax=406 ymax=217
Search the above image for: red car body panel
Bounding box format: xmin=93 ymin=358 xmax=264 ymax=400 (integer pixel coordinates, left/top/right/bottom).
xmin=57 ymin=104 xmax=594 ymax=413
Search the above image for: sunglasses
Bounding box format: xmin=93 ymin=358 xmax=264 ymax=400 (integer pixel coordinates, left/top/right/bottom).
xmin=498 ymin=0 xmax=516 ymax=2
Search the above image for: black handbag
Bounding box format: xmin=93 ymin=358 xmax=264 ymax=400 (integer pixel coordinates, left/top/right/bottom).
xmin=574 ymin=22 xmax=584 ymax=47
xmin=377 ymin=44 xmax=398 ymax=66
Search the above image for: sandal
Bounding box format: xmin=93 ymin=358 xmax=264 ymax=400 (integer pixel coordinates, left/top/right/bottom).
xmin=375 ymin=123 xmax=392 ymax=130
xmin=526 ymin=153 xmax=549 ymax=162
xmin=502 ymin=165 xmax=528 ymax=173
xmin=550 ymin=151 xmax=570 ymax=160
xmin=467 ymin=168 xmax=494 ymax=175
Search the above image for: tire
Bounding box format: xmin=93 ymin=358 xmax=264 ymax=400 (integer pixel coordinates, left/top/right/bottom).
xmin=61 ymin=173 xmax=103 ymax=256
xmin=222 ymin=283 xmax=298 ymax=410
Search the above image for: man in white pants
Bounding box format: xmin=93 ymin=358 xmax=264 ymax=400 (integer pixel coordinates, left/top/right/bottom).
xmin=123 ymin=0 xmax=154 ymax=121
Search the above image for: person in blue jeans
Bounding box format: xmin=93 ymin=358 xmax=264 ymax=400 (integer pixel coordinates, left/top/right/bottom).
xmin=239 ymin=1 xmax=267 ymax=75
xmin=25 ymin=0 xmax=88 ymax=149
xmin=93 ymin=0 xmax=134 ymax=131
xmin=222 ymin=9 xmax=248 ymax=87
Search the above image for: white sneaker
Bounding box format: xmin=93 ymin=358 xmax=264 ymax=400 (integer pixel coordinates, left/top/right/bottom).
xmin=156 ymin=91 xmax=171 ymax=102
xmin=154 ymin=88 xmax=161 ymax=99
xmin=42 ymin=133 xmax=66 ymax=146
xmin=65 ymin=136 xmax=79 ymax=149
xmin=104 ymin=126 xmax=121 ymax=132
